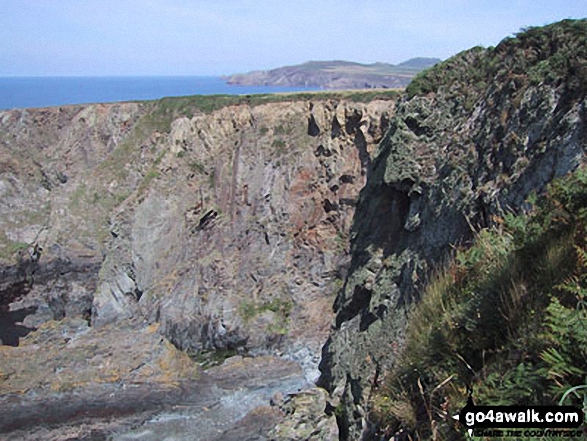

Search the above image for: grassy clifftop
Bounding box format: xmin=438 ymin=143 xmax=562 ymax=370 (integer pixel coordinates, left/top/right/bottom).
xmin=142 ymin=88 xmax=401 ymax=133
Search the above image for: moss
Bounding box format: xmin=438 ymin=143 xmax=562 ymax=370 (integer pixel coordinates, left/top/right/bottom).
xmin=266 ymin=322 xmax=289 ymax=335
xmin=238 ymin=300 xmax=259 ymax=322
xmin=188 ymin=161 xmax=207 ymax=174
xmin=271 ymin=139 xmax=287 ymax=154
xmin=136 ymin=151 xmax=165 ymax=195
xmin=69 ymin=183 xmax=87 ymax=210
xmin=188 ymin=348 xmax=238 ymax=369
xmin=0 ymin=239 xmax=30 ymax=261
xmin=238 ymin=298 xmax=293 ymax=324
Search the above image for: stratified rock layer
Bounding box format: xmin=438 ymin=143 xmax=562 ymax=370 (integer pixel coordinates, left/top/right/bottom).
xmin=0 ymin=95 xmax=395 ymax=358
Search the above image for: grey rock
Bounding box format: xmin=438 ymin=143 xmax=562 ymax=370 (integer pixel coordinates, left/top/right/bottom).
xmin=318 ymin=30 xmax=587 ymax=439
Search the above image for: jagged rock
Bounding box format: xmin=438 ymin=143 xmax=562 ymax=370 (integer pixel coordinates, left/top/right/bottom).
xmin=0 ymin=95 xmax=395 ymax=359
xmin=318 ymin=20 xmax=587 ymax=439
xmin=269 ymin=387 xmax=339 ymax=441
xmin=0 ymin=92 xmax=396 ymax=437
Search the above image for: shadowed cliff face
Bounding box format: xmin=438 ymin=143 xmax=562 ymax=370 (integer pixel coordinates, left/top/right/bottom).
xmin=318 ymin=20 xmax=587 ymax=440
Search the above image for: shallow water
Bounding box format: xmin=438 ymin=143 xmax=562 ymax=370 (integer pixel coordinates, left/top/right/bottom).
xmin=114 ymin=374 xmax=306 ymax=440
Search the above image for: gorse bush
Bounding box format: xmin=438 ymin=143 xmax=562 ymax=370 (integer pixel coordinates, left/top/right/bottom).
xmin=406 ymin=19 xmax=587 ymax=102
xmin=372 ymin=166 xmax=587 ymax=439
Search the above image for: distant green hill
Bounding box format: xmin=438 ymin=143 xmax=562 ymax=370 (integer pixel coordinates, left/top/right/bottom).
xmin=397 ymin=57 xmax=440 ymax=69
xmin=225 ymin=58 xmax=441 ymax=90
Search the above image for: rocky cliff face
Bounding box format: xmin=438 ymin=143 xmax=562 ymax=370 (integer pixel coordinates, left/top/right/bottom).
xmin=0 ymin=92 xmax=396 ymax=437
xmin=0 ymin=104 xmax=143 ymax=341
xmin=2 ymin=20 xmax=585 ymax=441
xmin=0 ymin=95 xmax=394 ymax=354
xmin=317 ymin=20 xmax=587 ymax=439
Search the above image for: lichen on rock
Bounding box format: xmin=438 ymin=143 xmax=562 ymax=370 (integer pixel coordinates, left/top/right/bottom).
xmin=318 ymin=19 xmax=587 ymax=440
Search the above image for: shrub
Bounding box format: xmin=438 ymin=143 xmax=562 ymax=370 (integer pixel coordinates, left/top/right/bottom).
xmin=372 ymin=166 xmax=587 ymax=439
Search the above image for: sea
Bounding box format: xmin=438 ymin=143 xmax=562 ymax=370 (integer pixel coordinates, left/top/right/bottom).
xmin=0 ymin=76 xmax=320 ymax=111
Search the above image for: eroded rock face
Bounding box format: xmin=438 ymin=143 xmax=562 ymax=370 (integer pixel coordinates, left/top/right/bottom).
xmin=0 ymin=94 xmax=396 ymax=437
xmin=318 ymin=22 xmax=587 ymax=439
xmin=0 ymin=103 xmax=145 ymax=344
xmin=88 ymin=99 xmax=394 ymax=361
xmin=0 ymin=96 xmax=395 ymax=360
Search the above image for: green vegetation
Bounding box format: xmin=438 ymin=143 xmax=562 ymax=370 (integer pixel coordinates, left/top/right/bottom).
xmin=137 ymin=169 xmax=159 ymax=193
xmin=188 ymin=348 xmax=239 ymax=369
xmin=238 ymin=297 xmax=294 ymax=335
xmin=372 ymin=167 xmax=587 ymax=439
xmin=271 ymin=139 xmax=287 ymax=155
xmin=187 ymin=160 xmax=207 ymax=174
xmin=141 ymin=89 xmax=401 ymax=133
xmin=407 ymin=19 xmax=587 ymax=102
xmin=96 ymin=113 xmax=155 ymax=180
xmin=239 ymin=297 xmax=293 ymax=321
xmin=0 ymin=236 xmax=30 ymax=261
xmin=273 ymin=124 xmax=289 ymax=135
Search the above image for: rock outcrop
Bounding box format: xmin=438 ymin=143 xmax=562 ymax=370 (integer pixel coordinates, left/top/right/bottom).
xmin=0 ymin=91 xmax=397 ymax=437
xmin=317 ymin=19 xmax=587 ymax=439
xmin=0 ymin=93 xmax=395 ymax=355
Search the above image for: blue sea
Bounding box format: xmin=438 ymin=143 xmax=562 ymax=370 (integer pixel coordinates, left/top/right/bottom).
xmin=0 ymin=76 xmax=320 ymax=111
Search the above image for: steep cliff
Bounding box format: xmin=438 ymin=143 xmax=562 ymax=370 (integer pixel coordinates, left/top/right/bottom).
xmin=0 ymin=91 xmax=397 ymax=437
xmin=318 ymin=19 xmax=587 ymax=439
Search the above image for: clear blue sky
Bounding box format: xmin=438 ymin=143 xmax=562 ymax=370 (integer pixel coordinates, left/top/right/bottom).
xmin=1 ymin=0 xmax=585 ymax=77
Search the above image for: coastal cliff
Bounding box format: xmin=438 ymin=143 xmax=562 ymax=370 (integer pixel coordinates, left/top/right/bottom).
xmin=0 ymin=91 xmax=397 ymax=438
xmin=318 ymin=19 xmax=587 ymax=440
xmin=226 ymin=59 xmax=440 ymax=90
xmin=0 ymin=19 xmax=586 ymax=441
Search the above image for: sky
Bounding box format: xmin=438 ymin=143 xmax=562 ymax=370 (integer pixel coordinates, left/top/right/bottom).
xmin=0 ymin=0 xmax=585 ymax=77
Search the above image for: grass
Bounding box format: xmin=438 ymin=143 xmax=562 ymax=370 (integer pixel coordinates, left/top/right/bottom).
xmin=238 ymin=297 xmax=294 ymax=336
xmin=372 ymin=167 xmax=587 ymax=439
xmin=238 ymin=297 xmax=293 ymax=321
xmin=271 ymin=139 xmax=287 ymax=155
xmin=188 ymin=348 xmax=238 ymax=369
xmin=0 ymin=238 xmax=30 ymax=262
xmin=141 ymin=89 xmax=402 ymax=134
xmin=187 ymin=160 xmax=207 ymax=174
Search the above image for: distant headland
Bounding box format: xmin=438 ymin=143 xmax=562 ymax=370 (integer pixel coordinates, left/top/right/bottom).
xmin=224 ymin=57 xmax=441 ymax=89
